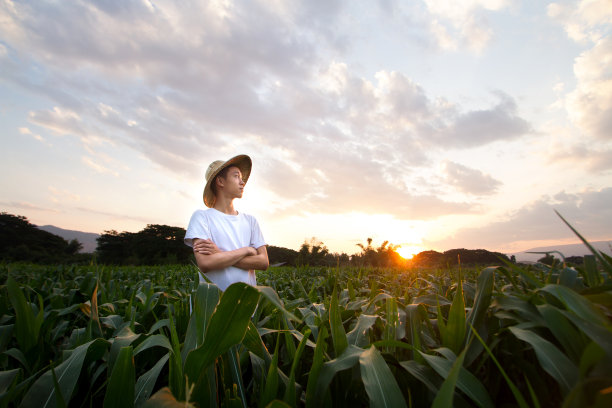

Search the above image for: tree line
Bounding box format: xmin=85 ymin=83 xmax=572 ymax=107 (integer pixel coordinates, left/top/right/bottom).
xmin=1 ymin=212 xmax=514 ymax=267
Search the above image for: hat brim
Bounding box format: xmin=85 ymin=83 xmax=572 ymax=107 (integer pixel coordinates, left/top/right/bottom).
xmin=203 ymin=154 xmax=252 ymax=207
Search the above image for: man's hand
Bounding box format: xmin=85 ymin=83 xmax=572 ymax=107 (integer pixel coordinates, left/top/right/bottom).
xmin=193 ymin=239 xmax=221 ymax=255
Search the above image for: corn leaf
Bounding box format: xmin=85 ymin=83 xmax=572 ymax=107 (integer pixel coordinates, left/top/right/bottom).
xmin=6 ymin=277 xmax=43 ymax=352
xmin=419 ymin=352 xmax=494 ymax=408
xmin=539 ymin=284 xmax=608 ymax=327
xmin=134 ymin=354 xmax=169 ymax=407
xmin=184 ymin=282 xmax=260 ymax=383
xmin=431 ymin=347 xmax=467 ymax=408
xmin=509 ymin=327 xmax=578 ymax=394
xmin=305 ymin=326 xmax=328 ymax=408
xmin=329 ymin=286 xmax=348 ymax=357
xmin=104 ymin=346 xmax=135 ymax=408
xmin=283 ymin=328 xmax=310 ymax=406
xmin=181 ymin=283 xmax=220 ymax=363
xmin=359 ymin=346 xmax=407 ymax=408
xmin=20 ymin=338 xmax=109 ymax=408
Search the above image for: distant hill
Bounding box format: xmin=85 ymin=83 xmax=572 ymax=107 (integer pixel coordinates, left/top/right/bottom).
xmin=38 ymin=225 xmax=100 ymax=253
xmin=509 ymin=240 xmax=612 ymax=262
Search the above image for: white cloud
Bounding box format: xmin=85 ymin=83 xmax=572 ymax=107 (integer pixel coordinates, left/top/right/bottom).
xmin=442 ymin=160 xmax=502 ymax=195
xmin=81 ymin=156 xmax=119 ymax=177
xmin=566 ymin=37 xmax=612 ymax=140
xmin=548 ymin=0 xmax=612 ymax=141
xmin=424 ymin=0 xmax=511 ymax=52
xmin=548 ymin=0 xmax=612 ymax=43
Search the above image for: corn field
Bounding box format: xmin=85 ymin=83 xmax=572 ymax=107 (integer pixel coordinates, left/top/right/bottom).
xmin=1 ymin=217 xmax=611 ymax=407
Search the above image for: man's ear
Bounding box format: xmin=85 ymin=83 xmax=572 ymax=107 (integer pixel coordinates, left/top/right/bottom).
xmin=216 ymin=175 xmax=225 ymax=189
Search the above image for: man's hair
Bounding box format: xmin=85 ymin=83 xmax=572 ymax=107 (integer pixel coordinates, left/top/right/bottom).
xmin=211 ymin=166 xmax=232 ymax=195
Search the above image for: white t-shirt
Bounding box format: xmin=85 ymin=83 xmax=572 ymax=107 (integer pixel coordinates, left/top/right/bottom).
xmin=184 ymin=208 xmax=266 ymax=291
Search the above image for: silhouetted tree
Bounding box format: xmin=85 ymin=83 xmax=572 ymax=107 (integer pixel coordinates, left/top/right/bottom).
xmin=267 ymin=245 xmax=299 ymax=266
xmin=296 ymin=237 xmax=333 ymax=266
xmin=96 ymin=224 xmax=191 ymax=265
xmin=0 ymin=212 xmax=85 ymax=263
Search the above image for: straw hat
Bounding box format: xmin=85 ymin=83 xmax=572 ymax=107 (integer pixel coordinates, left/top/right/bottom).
xmin=203 ymin=154 xmax=252 ymax=207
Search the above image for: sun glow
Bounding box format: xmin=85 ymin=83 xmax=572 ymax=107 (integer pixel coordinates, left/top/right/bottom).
xmin=396 ymin=245 xmax=423 ymax=260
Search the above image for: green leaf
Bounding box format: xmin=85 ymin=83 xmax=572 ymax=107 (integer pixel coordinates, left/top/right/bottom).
xmin=227 ymin=346 xmax=247 ymax=408
xmin=539 ymin=284 xmax=608 ymax=327
xmin=133 ymin=335 xmax=173 ymax=356
xmin=313 ymin=344 xmax=363 ymax=405
xmin=254 ymin=286 xmax=300 ymax=323
xmin=347 ymin=314 xmax=377 ymax=347
xmin=466 ymin=267 xmax=495 ymax=335
xmin=431 ymin=347 xmax=467 ymax=408
xmin=181 ymin=283 xmax=220 ymax=363
xmin=104 ymin=346 xmax=135 ymax=408
xmin=537 ymin=304 xmax=585 ymax=362
xmin=582 ymin=255 xmax=600 ymax=287
xmin=134 ymin=354 xmax=170 ymax=407
xmin=260 ymin=339 xmax=280 ymax=408
xmin=283 ymin=328 xmax=310 ymax=406
xmin=419 ymin=351 xmax=494 ymax=408
xmin=509 ymin=326 xmax=578 ymax=393
xmin=20 ymin=338 xmax=109 ymax=408
xmin=359 ymin=345 xmax=407 ymax=408
xmin=108 ymin=327 xmax=140 ymax=375
xmin=184 ymin=283 xmax=260 ymax=383
xmin=399 ymin=360 xmax=442 ymax=393
xmin=6 ymin=277 xmax=43 ymax=352
xmin=469 ymin=324 xmax=529 ymax=408
xmin=0 ymin=369 xmax=20 ymax=394
xmin=444 ymin=280 xmax=466 ymax=354
xmin=559 ymin=310 xmax=612 ymax=360
xmin=305 ymin=326 xmax=328 ymax=408
xmin=329 ymin=286 xmax=348 ymax=357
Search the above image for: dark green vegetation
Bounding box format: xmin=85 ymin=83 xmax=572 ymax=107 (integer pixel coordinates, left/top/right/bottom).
xmin=0 ymin=213 xmax=85 ymax=264
xmin=1 ymin=215 xmax=611 ymax=407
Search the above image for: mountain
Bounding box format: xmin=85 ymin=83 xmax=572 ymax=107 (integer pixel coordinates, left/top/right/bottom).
xmin=37 ymin=225 xmax=100 ymax=253
xmin=509 ymin=240 xmax=612 ymax=262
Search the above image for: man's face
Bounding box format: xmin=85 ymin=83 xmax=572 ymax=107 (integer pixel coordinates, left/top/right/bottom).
xmin=219 ymin=166 xmax=245 ymax=199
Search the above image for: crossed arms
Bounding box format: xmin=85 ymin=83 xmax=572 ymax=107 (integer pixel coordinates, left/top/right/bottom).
xmin=192 ymin=238 xmax=269 ymax=273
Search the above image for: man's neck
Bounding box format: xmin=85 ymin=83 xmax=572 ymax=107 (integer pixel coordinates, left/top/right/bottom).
xmin=213 ymin=196 xmax=238 ymax=215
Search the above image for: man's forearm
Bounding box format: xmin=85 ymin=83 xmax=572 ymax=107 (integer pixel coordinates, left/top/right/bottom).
xmin=195 ymin=247 xmax=253 ymax=272
xmin=234 ymin=254 xmax=268 ymax=270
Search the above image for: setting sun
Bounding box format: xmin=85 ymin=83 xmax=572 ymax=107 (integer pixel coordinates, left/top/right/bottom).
xmin=396 ymin=245 xmax=423 ymax=260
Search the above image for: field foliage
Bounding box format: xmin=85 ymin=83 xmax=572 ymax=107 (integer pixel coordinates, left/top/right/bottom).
xmin=1 ymin=219 xmax=611 ymax=407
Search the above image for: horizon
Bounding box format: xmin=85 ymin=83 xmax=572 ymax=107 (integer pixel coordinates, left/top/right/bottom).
xmin=1 ymin=1 xmax=611 ymax=256
xmin=34 ymin=216 xmax=612 ymax=258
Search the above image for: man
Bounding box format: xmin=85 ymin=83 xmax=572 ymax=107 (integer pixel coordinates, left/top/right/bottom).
xmin=184 ymin=154 xmax=269 ymax=291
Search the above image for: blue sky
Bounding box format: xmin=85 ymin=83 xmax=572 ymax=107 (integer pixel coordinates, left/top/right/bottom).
xmin=1 ymin=0 xmax=611 ymax=255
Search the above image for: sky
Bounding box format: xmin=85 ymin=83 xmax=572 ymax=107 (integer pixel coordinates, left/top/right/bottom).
xmin=1 ymin=0 xmax=611 ymax=257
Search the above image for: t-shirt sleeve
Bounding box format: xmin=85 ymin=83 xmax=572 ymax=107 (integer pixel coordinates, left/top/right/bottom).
xmin=184 ymin=210 xmax=212 ymax=247
xmin=249 ymin=216 xmax=266 ymax=249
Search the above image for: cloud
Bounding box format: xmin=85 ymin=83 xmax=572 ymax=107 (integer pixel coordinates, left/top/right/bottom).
xmin=443 ymin=92 xmax=531 ymax=147
xmin=566 ymin=37 xmax=612 ymax=141
xmin=442 ymin=161 xmax=501 ymax=195
xmin=424 ymin=0 xmax=511 ymax=52
xmin=547 ymin=1 xmax=612 ymax=141
xmin=1 ymin=0 xmax=533 ymax=221
xmin=548 ymin=143 xmax=612 ymax=172
xmin=48 ymin=186 xmax=81 ymax=203
xmin=547 ymin=0 xmax=612 ymax=43
xmin=430 ymin=187 xmax=612 ymax=250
